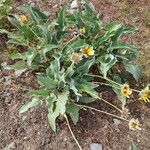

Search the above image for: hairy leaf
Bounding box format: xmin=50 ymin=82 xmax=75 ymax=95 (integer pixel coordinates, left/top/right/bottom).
xmin=77 ymin=79 xmax=99 ymax=99
xmin=37 ymin=75 xmax=58 ymax=89
xmin=20 ymin=97 xmax=40 ymax=113
xmin=79 ymin=96 xmax=95 ymax=103
xmin=26 ymin=89 xmax=49 ymax=97
xmin=98 ymin=54 xmax=117 ymax=77
xmin=66 ymin=103 xmax=80 ymax=124
xmin=124 ymin=62 xmax=141 ymax=81
xmin=130 ymin=141 xmax=138 ymax=150
xmin=47 ymin=90 xmax=69 ymax=131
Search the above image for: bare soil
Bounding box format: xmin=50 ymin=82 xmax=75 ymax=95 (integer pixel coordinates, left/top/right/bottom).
xmin=0 ymin=0 xmax=150 ymax=150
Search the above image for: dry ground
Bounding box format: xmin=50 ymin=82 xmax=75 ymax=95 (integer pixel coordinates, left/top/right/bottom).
xmin=0 ymin=0 xmax=150 ymax=150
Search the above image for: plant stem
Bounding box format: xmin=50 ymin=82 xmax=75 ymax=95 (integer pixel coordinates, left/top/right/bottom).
xmin=96 ymin=96 xmax=122 ymax=113
xmin=62 ymin=34 xmax=79 ymax=50
xmin=86 ymin=74 xmax=121 ymax=86
xmin=93 ymin=81 xmax=119 ymax=88
xmin=75 ymin=103 xmax=129 ymax=122
xmin=27 ymin=25 xmax=43 ymax=42
xmin=130 ymin=88 xmax=141 ymax=93
xmin=64 ymin=114 xmax=83 ymax=150
xmin=86 ymin=74 xmax=141 ymax=93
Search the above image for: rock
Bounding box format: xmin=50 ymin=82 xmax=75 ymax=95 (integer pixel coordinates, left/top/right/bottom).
xmin=90 ymin=143 xmax=102 ymax=150
xmin=89 ymin=2 xmax=96 ymax=12
xmin=3 ymin=142 xmax=16 ymax=150
xmin=69 ymin=0 xmax=78 ymax=14
xmin=70 ymin=0 xmax=78 ymax=9
xmin=22 ymin=115 xmax=27 ymax=121
xmin=4 ymin=76 xmax=11 ymax=85
xmin=15 ymin=69 xmax=26 ymax=77
xmin=113 ymin=118 xmax=121 ymax=125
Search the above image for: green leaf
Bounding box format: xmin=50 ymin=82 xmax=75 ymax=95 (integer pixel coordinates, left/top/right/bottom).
xmin=77 ymin=79 xmax=99 ymax=99
xmin=26 ymin=89 xmax=49 ymax=97
xmin=98 ymin=54 xmax=117 ymax=77
xmin=20 ymin=97 xmax=40 ymax=113
xmin=112 ymin=75 xmax=126 ymax=108
xmin=124 ymin=62 xmax=141 ymax=81
xmin=56 ymin=5 xmax=67 ymax=30
xmin=47 ymin=89 xmax=69 ymax=131
xmin=66 ymin=103 xmax=80 ymax=124
xmin=67 ymin=38 xmax=85 ymax=50
xmin=19 ymin=5 xmax=48 ymax=25
xmin=79 ymin=9 xmax=101 ymax=36
xmin=26 ymin=49 xmax=37 ymax=67
xmin=130 ymin=141 xmax=138 ymax=150
xmin=107 ymin=41 xmax=138 ymax=52
xmin=42 ymin=44 xmax=58 ymax=58
xmin=79 ymin=96 xmax=95 ymax=103
xmin=106 ymin=22 xmax=122 ymax=33
xmin=48 ymin=110 xmax=59 ymax=132
xmin=7 ymin=50 xmax=25 ymax=60
xmin=8 ymin=17 xmax=35 ymax=39
xmin=37 ymin=75 xmax=58 ymax=89
xmin=83 ymin=3 xmax=99 ymax=20
xmin=32 ymin=7 xmax=48 ymax=23
xmin=111 ymin=26 xmax=124 ymax=41
xmin=38 ymin=25 xmax=51 ymax=43
xmin=47 ymin=96 xmax=59 ymax=132
xmin=46 ymin=95 xmax=57 ymax=131
xmin=123 ymin=26 xmax=136 ymax=35
xmin=68 ymin=79 xmax=82 ymax=97
xmin=46 ymin=54 xmax=61 ymax=80
xmin=7 ymin=33 xmax=28 ymax=46
xmin=56 ymin=90 xmax=69 ymax=115
xmin=12 ymin=60 xmax=27 ymax=70
xmin=113 ymin=85 xmax=126 ymax=108
xmin=96 ymin=22 xmax=123 ymax=46
xmin=19 ymin=5 xmax=40 ymax=25
xmin=77 ymin=57 xmax=95 ymax=74
xmin=0 ymin=0 xmax=12 ymax=16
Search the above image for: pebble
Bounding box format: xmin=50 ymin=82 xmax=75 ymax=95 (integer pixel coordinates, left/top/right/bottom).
xmin=90 ymin=143 xmax=102 ymax=150
xmin=3 ymin=142 xmax=16 ymax=150
xmin=22 ymin=115 xmax=27 ymax=121
xmin=15 ymin=69 xmax=26 ymax=77
xmin=113 ymin=118 xmax=121 ymax=125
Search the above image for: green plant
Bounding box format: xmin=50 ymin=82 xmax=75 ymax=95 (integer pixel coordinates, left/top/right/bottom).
xmin=0 ymin=0 xmax=12 ymax=19
xmin=1 ymin=2 xmax=147 ymax=149
xmin=129 ymin=140 xmax=138 ymax=150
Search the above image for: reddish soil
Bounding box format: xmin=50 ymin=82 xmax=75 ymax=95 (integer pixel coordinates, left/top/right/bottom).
xmin=0 ymin=0 xmax=150 ymax=150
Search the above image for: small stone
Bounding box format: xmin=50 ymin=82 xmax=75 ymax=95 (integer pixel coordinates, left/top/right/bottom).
xmin=23 ymin=137 xmax=28 ymax=140
xmin=69 ymin=0 xmax=78 ymax=14
xmin=90 ymin=143 xmax=102 ymax=150
xmin=15 ymin=69 xmax=26 ymax=77
xmin=52 ymin=4 xmax=58 ymax=9
xmin=70 ymin=0 xmax=78 ymax=9
xmin=4 ymin=142 xmax=16 ymax=150
xmin=4 ymin=76 xmax=11 ymax=85
xmin=22 ymin=115 xmax=27 ymax=121
xmin=113 ymin=118 xmax=121 ymax=125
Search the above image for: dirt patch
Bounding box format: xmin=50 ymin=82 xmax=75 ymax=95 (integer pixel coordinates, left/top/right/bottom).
xmin=0 ymin=0 xmax=150 ymax=150
xmin=1 ymin=70 xmax=150 ymax=150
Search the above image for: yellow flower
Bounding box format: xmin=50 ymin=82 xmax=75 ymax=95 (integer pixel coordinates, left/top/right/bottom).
xmin=20 ymin=14 xmax=29 ymax=24
xmin=139 ymin=89 xmax=150 ymax=102
xmin=129 ymin=118 xmax=141 ymax=130
xmin=81 ymin=46 xmax=94 ymax=57
xmin=121 ymin=83 xmax=132 ymax=98
xmin=79 ymin=27 xmax=85 ymax=34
